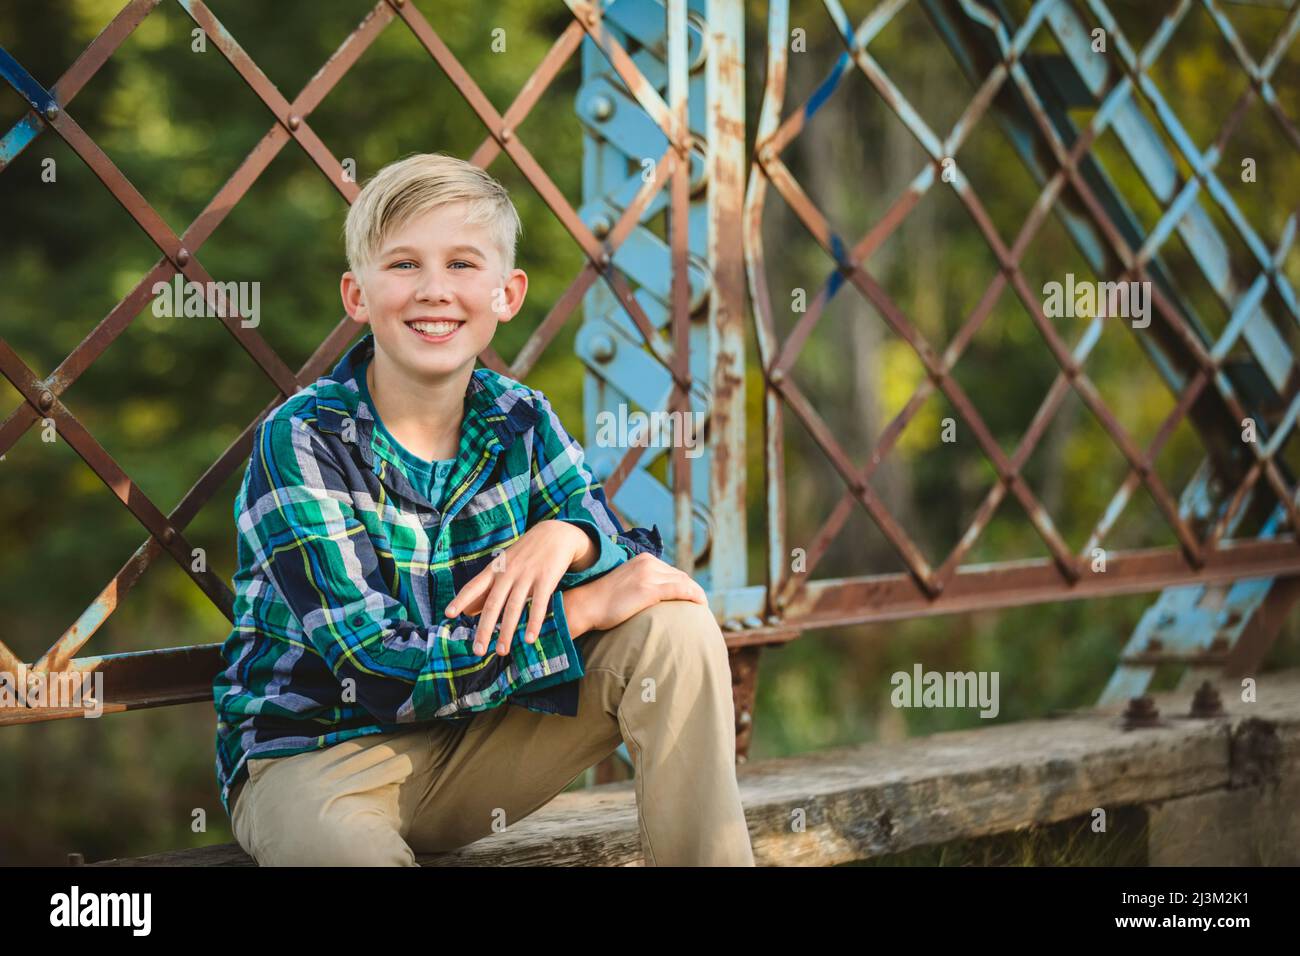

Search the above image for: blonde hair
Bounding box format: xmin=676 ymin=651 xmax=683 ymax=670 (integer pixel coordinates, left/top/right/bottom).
xmin=343 ymin=152 xmax=522 ymax=278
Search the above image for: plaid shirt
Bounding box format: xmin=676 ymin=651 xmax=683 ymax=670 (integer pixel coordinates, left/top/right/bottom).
xmin=212 ymin=330 xmax=662 ymax=817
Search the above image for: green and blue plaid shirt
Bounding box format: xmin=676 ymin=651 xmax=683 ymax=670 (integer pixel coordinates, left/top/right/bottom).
xmin=213 ymin=330 xmax=662 ymax=817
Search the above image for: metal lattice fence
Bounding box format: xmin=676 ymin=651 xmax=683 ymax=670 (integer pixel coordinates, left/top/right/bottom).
xmin=2 ymin=0 xmax=1298 ymax=746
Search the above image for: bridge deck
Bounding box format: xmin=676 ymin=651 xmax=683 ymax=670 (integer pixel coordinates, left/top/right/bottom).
xmin=88 ymin=670 xmax=1300 ymax=866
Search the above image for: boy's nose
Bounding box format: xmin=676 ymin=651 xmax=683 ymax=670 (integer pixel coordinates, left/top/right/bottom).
xmin=415 ymin=273 xmax=453 ymax=303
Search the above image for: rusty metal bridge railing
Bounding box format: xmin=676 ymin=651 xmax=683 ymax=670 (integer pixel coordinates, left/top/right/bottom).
xmin=2 ymin=0 xmax=1298 ymax=759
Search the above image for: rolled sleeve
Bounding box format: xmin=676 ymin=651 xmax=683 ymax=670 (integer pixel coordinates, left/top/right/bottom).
xmin=556 ymin=517 xmax=626 ymax=588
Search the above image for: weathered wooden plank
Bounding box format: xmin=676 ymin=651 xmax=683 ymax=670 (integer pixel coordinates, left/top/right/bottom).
xmin=89 ymin=671 xmax=1300 ymax=866
xmin=1146 ymin=777 xmax=1300 ymax=866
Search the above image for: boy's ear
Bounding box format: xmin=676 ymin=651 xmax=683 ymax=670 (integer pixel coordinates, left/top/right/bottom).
xmin=493 ymin=268 xmax=528 ymax=322
xmin=340 ymin=271 xmax=369 ymax=324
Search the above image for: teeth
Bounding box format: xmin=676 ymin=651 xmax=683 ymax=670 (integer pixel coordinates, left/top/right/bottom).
xmin=409 ymin=320 xmax=460 ymax=336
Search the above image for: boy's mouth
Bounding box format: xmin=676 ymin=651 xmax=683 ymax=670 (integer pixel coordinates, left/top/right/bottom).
xmin=405 ymin=318 xmax=464 ymax=343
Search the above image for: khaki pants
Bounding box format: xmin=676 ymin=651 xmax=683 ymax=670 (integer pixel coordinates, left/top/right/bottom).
xmin=229 ymin=599 xmax=755 ymax=866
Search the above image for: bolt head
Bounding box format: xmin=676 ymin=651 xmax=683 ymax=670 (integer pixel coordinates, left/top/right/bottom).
xmin=288 ymin=114 xmax=301 ymax=131
xmin=176 ymin=248 xmax=190 ymax=267
xmin=589 ymin=333 xmax=616 ymax=363
xmin=44 ymin=104 xmax=59 ymax=121
xmin=38 ymin=390 xmax=54 ymax=411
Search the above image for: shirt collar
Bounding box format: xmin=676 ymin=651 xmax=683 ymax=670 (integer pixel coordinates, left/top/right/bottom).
xmin=310 ymin=330 xmax=540 ymax=453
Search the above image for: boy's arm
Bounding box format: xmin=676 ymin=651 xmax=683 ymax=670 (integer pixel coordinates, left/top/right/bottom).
xmin=526 ymin=389 xmax=664 ymax=589
xmin=241 ymin=415 xmax=580 ymax=723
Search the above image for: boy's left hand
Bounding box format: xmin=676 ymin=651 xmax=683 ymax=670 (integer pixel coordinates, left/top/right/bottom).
xmin=445 ymin=519 xmax=592 ymax=657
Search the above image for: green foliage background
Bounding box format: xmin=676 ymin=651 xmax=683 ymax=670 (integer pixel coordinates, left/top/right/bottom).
xmin=1 ymin=0 xmax=1297 ymax=864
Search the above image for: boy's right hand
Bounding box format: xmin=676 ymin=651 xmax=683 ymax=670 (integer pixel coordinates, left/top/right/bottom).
xmin=565 ymin=552 xmax=708 ymax=636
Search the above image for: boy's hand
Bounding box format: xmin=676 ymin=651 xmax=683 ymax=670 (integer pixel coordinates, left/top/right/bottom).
xmin=563 ymin=552 xmax=708 ymax=636
xmin=445 ymin=519 xmax=592 ymax=656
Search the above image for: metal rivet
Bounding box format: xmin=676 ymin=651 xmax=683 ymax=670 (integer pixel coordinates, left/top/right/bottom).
xmin=769 ymin=367 xmax=785 ymax=384
xmin=591 ymin=215 xmax=612 ymax=239
xmin=499 ymin=126 xmax=512 ymax=142
xmin=162 ymin=527 xmax=176 ymax=544
xmin=38 ymin=390 xmax=54 ymax=411
xmin=598 ymin=251 xmax=611 ymax=269
xmin=589 ymin=95 xmax=614 ymax=121
xmin=44 ymin=104 xmax=59 ymax=121
xmin=589 ymin=333 xmax=616 ymax=363
xmin=288 ymin=114 xmax=301 ymax=131
xmin=176 ymin=248 xmax=190 ymax=267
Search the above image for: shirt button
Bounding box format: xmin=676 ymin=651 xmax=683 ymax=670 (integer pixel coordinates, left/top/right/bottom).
xmin=351 ymin=615 xmax=365 ymax=627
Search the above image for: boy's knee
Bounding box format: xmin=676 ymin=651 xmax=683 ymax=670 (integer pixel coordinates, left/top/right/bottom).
xmin=249 ymin=793 xmax=415 ymax=866
xmin=630 ymin=599 xmax=727 ymax=667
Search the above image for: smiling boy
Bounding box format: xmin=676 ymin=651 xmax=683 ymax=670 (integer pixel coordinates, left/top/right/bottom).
xmin=213 ymin=152 xmax=755 ymax=866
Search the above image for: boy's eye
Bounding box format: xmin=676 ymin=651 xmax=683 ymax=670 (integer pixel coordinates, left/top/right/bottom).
xmin=450 ymin=260 xmax=473 ymax=270
xmin=391 ymin=261 xmax=416 ymax=270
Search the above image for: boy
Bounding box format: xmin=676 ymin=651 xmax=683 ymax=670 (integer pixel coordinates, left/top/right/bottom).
xmin=213 ymin=152 xmax=755 ymax=866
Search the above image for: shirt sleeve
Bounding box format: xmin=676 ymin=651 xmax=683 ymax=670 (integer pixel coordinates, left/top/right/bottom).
xmin=241 ymin=415 xmax=582 ymax=724
xmin=526 ymin=389 xmax=665 ymax=590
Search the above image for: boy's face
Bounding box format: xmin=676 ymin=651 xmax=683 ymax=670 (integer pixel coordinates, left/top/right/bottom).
xmin=340 ymin=201 xmax=527 ymax=384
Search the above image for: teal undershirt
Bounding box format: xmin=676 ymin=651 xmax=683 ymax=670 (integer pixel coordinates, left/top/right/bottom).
xmin=357 ymin=357 xmax=455 ymax=509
